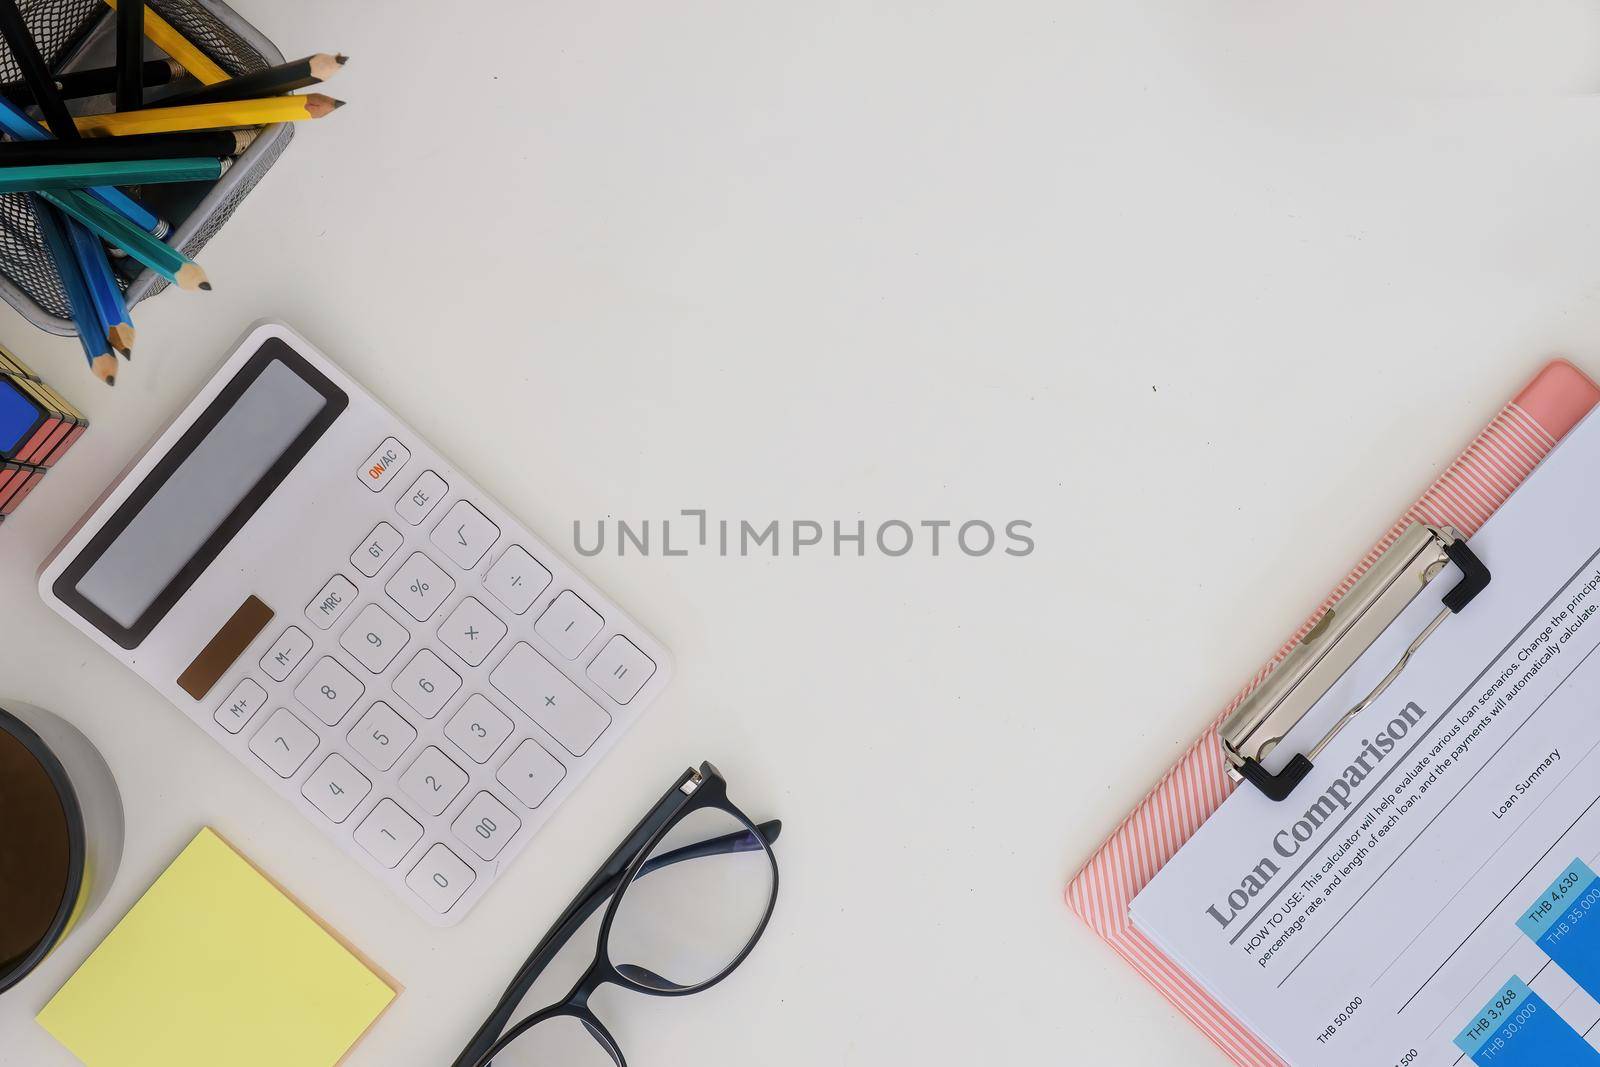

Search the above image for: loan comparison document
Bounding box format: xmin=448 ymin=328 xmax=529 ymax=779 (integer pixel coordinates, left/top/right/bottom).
xmin=1133 ymin=410 xmax=1600 ymax=1067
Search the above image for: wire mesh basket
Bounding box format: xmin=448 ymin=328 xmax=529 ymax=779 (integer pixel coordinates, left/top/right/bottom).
xmin=0 ymin=0 xmax=291 ymax=335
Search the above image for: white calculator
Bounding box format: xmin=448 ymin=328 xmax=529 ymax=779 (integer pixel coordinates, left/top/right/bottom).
xmin=38 ymin=323 xmax=671 ymax=925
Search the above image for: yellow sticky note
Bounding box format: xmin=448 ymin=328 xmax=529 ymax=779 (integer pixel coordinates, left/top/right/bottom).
xmin=37 ymin=828 xmax=396 ymax=1067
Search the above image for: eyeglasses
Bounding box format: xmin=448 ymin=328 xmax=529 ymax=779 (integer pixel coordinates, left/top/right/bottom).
xmin=451 ymin=762 xmax=781 ymax=1067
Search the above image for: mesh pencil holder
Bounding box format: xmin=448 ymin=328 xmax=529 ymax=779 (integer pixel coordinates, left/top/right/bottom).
xmin=0 ymin=0 xmax=291 ymax=335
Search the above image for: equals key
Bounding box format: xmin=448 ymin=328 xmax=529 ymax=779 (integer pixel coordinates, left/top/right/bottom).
xmin=586 ymin=635 xmax=656 ymax=705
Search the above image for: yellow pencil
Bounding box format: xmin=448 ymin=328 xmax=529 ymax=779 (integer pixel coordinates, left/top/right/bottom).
xmin=68 ymin=94 xmax=343 ymax=138
xmin=100 ymin=0 xmax=227 ymax=84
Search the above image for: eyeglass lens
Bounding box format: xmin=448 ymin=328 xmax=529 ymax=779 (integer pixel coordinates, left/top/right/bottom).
xmin=607 ymin=806 xmax=774 ymax=991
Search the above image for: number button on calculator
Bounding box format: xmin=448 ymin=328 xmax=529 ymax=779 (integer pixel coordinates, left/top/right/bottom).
xmin=216 ymin=678 xmax=267 ymax=734
xmin=400 ymin=746 xmax=469 ymax=816
xmin=295 ymin=656 xmax=364 ymax=726
xmin=261 ymin=626 xmax=312 ymax=682
xmin=340 ymin=604 xmax=409 ymax=673
xmin=432 ymin=500 xmax=499 ymax=570
xmin=349 ymin=701 xmax=417 ymax=771
xmin=386 ymin=552 xmax=453 ymax=622
xmin=355 ymin=799 xmax=424 ymax=869
xmin=250 ymin=709 xmax=318 ymax=778
xmin=453 ymin=792 xmax=521 ymax=861
xmin=397 ymin=470 xmax=448 ymax=525
xmin=393 ymin=649 xmax=460 ymax=718
xmin=359 ymin=437 xmax=409 ymax=491
xmin=439 ymin=597 xmax=507 ymax=667
xmin=302 ymin=753 xmax=371 ymax=823
xmin=351 ymin=521 xmax=403 ymax=578
xmin=535 ymin=591 xmax=604 ymax=660
xmin=445 ymin=695 xmax=514 ymax=764
xmin=407 ymin=844 xmax=475 ymax=914
xmin=483 ymin=545 xmax=552 ymax=615
xmin=307 ymin=574 xmax=357 ymax=630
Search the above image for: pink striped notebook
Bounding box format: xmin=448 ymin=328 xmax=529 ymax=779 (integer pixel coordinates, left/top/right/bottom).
xmin=1065 ymin=360 xmax=1600 ymax=1067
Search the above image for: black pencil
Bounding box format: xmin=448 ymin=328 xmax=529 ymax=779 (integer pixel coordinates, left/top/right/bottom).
xmin=0 ymin=58 xmax=182 ymax=105
xmin=0 ymin=129 xmax=255 ymax=166
xmin=158 ymin=52 xmax=347 ymax=107
xmin=0 ymin=0 xmax=77 ymax=140
xmin=115 ymin=0 xmax=145 ymax=110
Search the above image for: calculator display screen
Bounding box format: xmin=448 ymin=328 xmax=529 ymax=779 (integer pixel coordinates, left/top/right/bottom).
xmin=56 ymin=339 xmax=349 ymax=649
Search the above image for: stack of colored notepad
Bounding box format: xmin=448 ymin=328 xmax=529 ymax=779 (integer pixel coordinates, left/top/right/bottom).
xmin=0 ymin=342 xmax=86 ymax=527
xmin=0 ymin=0 xmax=348 ymax=386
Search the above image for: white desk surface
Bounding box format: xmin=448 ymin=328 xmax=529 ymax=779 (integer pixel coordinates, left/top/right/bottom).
xmin=3 ymin=2 xmax=1600 ymax=1063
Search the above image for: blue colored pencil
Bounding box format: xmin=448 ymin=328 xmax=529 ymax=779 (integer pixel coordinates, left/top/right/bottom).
xmin=66 ymin=217 xmax=133 ymax=356
xmin=0 ymin=94 xmax=168 ymax=238
xmin=31 ymin=198 xmax=117 ymax=386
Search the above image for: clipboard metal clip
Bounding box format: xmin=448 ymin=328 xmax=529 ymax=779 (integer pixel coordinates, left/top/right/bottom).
xmin=1220 ymin=523 xmax=1490 ymax=802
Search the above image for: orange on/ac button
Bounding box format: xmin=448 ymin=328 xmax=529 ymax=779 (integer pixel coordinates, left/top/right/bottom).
xmin=359 ymin=437 xmax=410 ymax=491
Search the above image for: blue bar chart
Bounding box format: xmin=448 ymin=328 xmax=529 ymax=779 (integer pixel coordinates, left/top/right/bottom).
xmin=1454 ymin=977 xmax=1600 ymax=1065
xmin=1519 ymin=858 xmax=1600 ymax=1001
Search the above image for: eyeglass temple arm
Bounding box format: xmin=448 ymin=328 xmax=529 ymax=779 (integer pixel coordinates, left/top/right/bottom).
xmin=451 ymin=812 xmax=781 ymax=1067
xmin=638 ymin=820 xmax=779 ymax=876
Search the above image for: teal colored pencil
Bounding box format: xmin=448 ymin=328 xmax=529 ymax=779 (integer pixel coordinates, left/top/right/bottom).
xmin=39 ymin=188 xmax=210 ymax=291
xmin=0 ymin=157 xmax=224 ymax=194
xmin=0 ymin=93 xmax=168 ymax=237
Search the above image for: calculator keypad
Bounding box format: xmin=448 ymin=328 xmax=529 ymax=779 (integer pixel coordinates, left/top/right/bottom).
xmin=453 ymin=792 xmax=521 ymax=861
xmin=348 ymin=701 xmax=416 ymax=771
xmin=206 ymin=419 xmax=666 ymax=925
xmin=439 ymin=597 xmax=507 ymax=667
xmin=400 ymin=746 xmax=469 ymax=816
xmin=294 ymin=656 xmax=364 ymax=726
xmin=358 ymin=437 xmax=409 ymax=492
xmin=340 ymin=603 xmax=409 ymax=673
xmin=483 ymin=545 xmax=551 ymax=615
xmin=397 ymin=470 xmax=447 ymax=525
xmin=351 ymin=521 xmax=403 ymax=577
xmin=535 ymin=591 xmax=604 ymax=660
xmin=406 ymin=844 xmax=475 ymax=913
xmin=355 ymin=799 xmax=423 ymax=869
xmin=497 ymin=738 xmax=566 ymax=809
xmin=302 ymin=753 xmax=371 ymax=823
xmin=250 ymin=709 xmax=319 ymax=778
xmin=386 ymin=552 xmax=453 ymax=621
xmin=261 ymin=626 xmax=312 ymax=682
xmin=392 ymin=648 xmax=460 ymax=718
xmin=491 ymin=642 xmax=610 ymax=756
xmin=432 ymin=500 xmax=499 ymax=570
xmin=587 ymin=635 xmax=657 ymax=706
xmin=444 ymin=695 xmax=514 ymax=764
xmin=216 ymin=678 xmax=267 ymax=734
xmin=307 ymin=574 xmax=357 ymax=630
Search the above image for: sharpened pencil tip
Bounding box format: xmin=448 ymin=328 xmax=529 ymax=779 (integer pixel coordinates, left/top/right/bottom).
xmin=331 ymin=98 xmax=347 ymax=109
xmin=336 ymin=53 xmax=349 ymax=65
xmin=177 ymin=264 xmax=211 ymax=291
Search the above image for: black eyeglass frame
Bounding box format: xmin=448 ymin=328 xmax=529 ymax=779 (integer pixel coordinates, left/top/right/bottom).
xmin=453 ymin=761 xmax=781 ymax=1067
